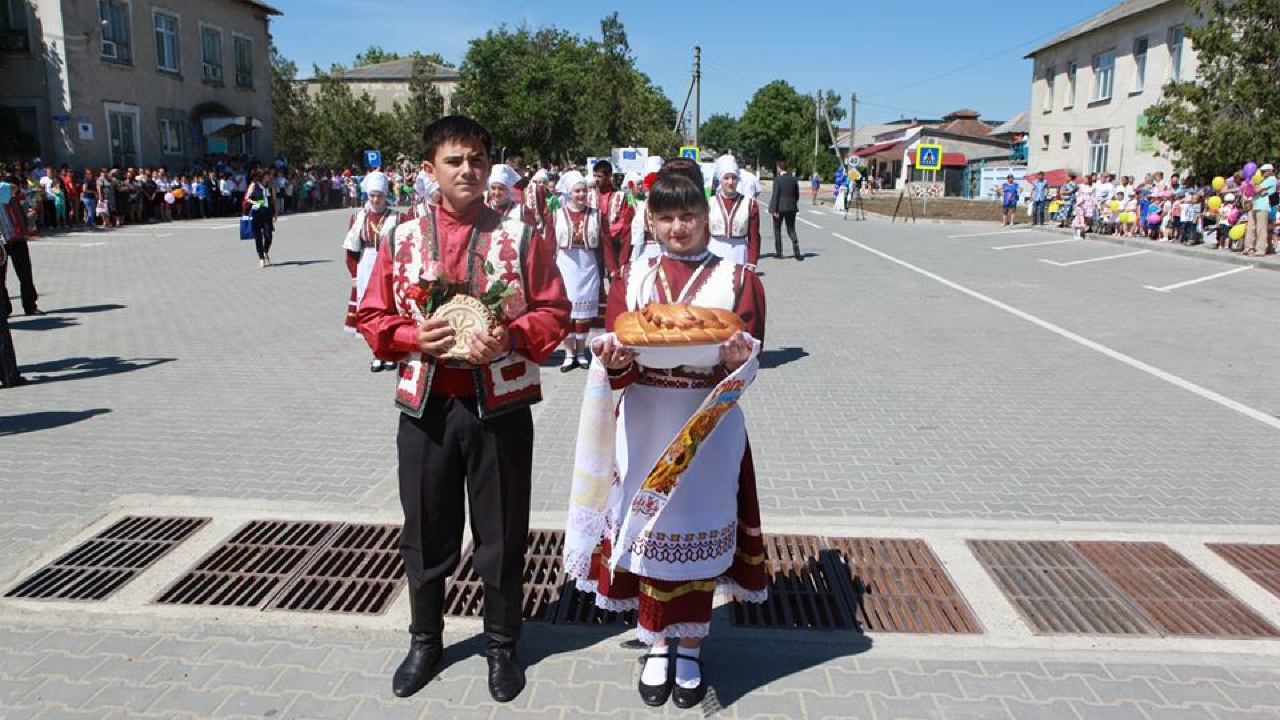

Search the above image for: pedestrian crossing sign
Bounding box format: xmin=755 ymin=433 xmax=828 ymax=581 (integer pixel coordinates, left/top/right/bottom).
xmin=679 ymin=146 xmax=700 ymax=162
xmin=915 ymin=143 xmax=943 ymax=171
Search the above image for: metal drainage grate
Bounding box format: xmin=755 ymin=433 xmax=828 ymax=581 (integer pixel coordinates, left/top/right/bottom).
xmin=445 ymin=529 xmax=565 ymax=621
xmin=5 ymin=516 xmax=209 ymax=601
xmin=1209 ymin=544 xmax=1280 ymax=600
xmin=827 ymin=538 xmax=981 ymax=634
xmin=732 ymin=534 xmax=855 ymax=630
xmin=1073 ymin=541 xmax=1280 ymax=639
xmin=266 ymin=524 xmax=405 ymax=614
xmin=156 ymin=520 xmax=338 ymax=608
xmin=969 ymin=540 xmax=1157 ymax=635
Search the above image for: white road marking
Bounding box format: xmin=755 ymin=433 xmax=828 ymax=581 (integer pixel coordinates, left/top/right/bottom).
xmin=992 ymin=238 xmax=1081 ymax=250
xmin=33 ymin=241 xmax=107 ymax=247
xmin=946 ymin=229 xmax=1031 ymax=239
xmin=156 ymin=233 xmax=174 ymax=238
xmin=798 ymin=217 xmax=822 ymax=229
xmin=829 ymin=231 xmax=1280 ymax=432
xmin=1144 ymin=266 xmax=1254 ymax=293
xmin=1040 ymin=250 xmax=1150 ymax=267
xmin=807 ymin=209 xmax=826 ymax=216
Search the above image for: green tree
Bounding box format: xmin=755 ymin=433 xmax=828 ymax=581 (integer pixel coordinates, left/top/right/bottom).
xmin=1145 ymin=0 xmax=1280 ymax=173
xmin=411 ymin=51 xmax=454 ymax=68
xmin=699 ymin=114 xmax=740 ymax=154
xmin=307 ymin=68 xmax=385 ymax=166
xmin=270 ymin=41 xmax=312 ymax=163
xmin=354 ymin=45 xmax=401 ymax=67
xmin=740 ymin=80 xmax=811 ymax=171
xmin=395 ymin=55 xmax=446 ymax=154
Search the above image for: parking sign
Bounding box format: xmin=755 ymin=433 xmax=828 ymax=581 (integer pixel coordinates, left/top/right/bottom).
xmin=365 ymin=150 xmax=382 ymax=168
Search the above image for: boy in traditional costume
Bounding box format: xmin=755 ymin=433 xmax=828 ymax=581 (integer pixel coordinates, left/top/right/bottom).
xmin=564 ymin=159 xmax=768 ymax=708
xmin=546 ymin=170 xmax=603 ymax=372
xmin=357 ymin=116 xmax=570 ymax=703
xmin=343 ymin=170 xmax=403 ymax=371
xmin=590 ymin=160 xmax=636 ymax=280
xmin=706 ymin=155 xmax=762 ymax=272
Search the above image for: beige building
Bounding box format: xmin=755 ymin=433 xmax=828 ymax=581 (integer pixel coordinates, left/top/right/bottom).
xmin=1025 ymin=0 xmax=1199 ymax=179
xmin=1 ymin=0 xmax=279 ymax=168
xmin=301 ymin=57 xmax=459 ymax=114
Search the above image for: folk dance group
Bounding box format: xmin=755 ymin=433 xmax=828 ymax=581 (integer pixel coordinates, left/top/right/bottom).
xmin=350 ymin=116 xmax=768 ymax=709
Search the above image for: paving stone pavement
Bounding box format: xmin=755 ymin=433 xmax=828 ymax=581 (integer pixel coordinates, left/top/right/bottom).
xmin=3 ymin=208 xmax=1280 ymax=718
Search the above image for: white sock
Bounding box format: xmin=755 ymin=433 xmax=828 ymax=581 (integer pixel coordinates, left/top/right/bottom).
xmin=640 ymin=646 xmax=668 ymax=686
xmin=561 ymin=351 xmax=576 ymax=367
xmin=675 ymin=646 xmax=701 ymax=689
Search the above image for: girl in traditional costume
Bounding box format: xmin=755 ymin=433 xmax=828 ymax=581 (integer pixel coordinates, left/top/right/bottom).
xmin=342 ymin=171 xmax=402 ymax=371
xmin=485 ymin=164 xmax=530 ymax=224
xmin=565 ymin=160 xmax=768 ymax=708
xmin=546 ymin=170 xmax=603 ymax=371
xmin=706 ymin=155 xmax=761 ymax=272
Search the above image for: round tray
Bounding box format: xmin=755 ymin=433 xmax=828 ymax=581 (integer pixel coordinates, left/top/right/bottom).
xmin=628 ymin=343 xmax=721 ymax=369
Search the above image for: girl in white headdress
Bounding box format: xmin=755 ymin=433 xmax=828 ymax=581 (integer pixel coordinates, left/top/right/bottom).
xmin=545 ymin=170 xmax=602 ymax=371
xmin=707 ymin=154 xmax=762 ymax=271
xmin=342 ymin=170 xmax=403 ymax=371
xmin=486 ymin=164 xmax=528 ymax=223
xmin=633 ymin=155 xmax=665 ymax=262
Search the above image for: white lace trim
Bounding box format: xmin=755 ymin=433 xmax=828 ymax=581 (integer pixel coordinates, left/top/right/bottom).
xmin=562 ymin=549 xmax=594 ymax=582
xmin=717 ymin=577 xmax=768 ymax=604
xmin=593 ymin=593 xmax=640 ymax=613
xmin=636 ymin=621 xmax=711 ymax=644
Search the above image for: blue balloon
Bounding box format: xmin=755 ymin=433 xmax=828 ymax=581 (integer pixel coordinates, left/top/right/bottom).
xmin=0 ymin=182 xmax=11 ymax=206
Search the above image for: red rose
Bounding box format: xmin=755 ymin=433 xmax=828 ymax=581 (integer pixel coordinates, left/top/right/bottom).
xmin=406 ymin=285 xmax=429 ymax=305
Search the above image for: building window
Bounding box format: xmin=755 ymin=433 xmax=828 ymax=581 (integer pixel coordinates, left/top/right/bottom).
xmin=201 ymin=24 xmax=223 ymax=83
xmin=1088 ymin=129 xmax=1109 ymax=174
xmin=1091 ymin=51 xmax=1115 ymax=102
xmin=1168 ymin=26 xmax=1184 ymax=81
xmin=153 ymin=10 xmax=179 ymax=73
xmin=0 ymin=0 xmax=30 ymax=52
xmin=1063 ymin=132 xmax=1072 ymax=148
xmin=1132 ymin=36 xmax=1148 ymax=93
xmin=159 ymin=114 xmax=182 ymax=155
xmin=99 ymin=0 xmax=132 ymax=64
xmin=105 ymin=102 xmax=141 ymax=167
xmin=233 ymin=34 xmax=253 ymax=88
xmin=1041 ymin=134 xmax=1050 ymax=150
xmin=1065 ymin=61 xmax=1077 ymax=108
xmin=1043 ymin=66 xmax=1055 ymax=112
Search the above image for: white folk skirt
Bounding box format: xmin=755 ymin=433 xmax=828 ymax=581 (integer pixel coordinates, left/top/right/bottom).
xmin=707 ymin=235 xmax=747 ymax=266
xmin=556 ymin=246 xmax=601 ymax=320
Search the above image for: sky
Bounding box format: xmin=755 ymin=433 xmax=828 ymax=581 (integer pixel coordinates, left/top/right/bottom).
xmin=270 ymin=0 xmax=1121 ymax=128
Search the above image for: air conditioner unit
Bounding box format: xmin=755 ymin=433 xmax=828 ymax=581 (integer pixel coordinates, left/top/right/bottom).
xmin=102 ymin=40 xmax=118 ymax=59
xmin=204 ymin=63 xmax=222 ymax=82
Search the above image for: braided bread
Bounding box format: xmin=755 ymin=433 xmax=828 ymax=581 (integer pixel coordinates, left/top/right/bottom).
xmin=615 ymin=303 xmax=745 ymax=345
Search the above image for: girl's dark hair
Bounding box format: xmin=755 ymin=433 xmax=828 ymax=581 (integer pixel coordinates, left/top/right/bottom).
xmin=647 ymin=160 xmax=708 ymax=214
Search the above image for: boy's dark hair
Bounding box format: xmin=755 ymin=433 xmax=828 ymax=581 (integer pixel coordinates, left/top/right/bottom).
xmin=592 ymin=159 xmax=613 ymax=174
xmin=648 ymin=161 xmax=708 ymax=214
xmin=422 ymin=116 xmax=493 ymax=162
xmin=776 ymin=159 xmax=788 ymax=171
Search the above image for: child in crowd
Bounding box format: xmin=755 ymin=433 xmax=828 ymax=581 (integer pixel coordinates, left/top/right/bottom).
xmin=1120 ymin=193 xmax=1139 ymax=236
xmin=1179 ymin=192 xmax=1201 ymax=245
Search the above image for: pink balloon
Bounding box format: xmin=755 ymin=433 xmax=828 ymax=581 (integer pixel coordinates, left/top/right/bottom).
xmin=1226 ymin=209 xmax=1240 ymax=224
xmin=1146 ymin=213 xmax=1161 ymax=225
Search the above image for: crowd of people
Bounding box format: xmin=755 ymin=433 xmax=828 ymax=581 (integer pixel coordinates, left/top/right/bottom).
xmin=1016 ymin=164 xmax=1279 ymax=256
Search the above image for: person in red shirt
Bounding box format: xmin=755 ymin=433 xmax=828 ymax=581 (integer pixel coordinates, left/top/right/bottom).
xmin=591 ymin=159 xmax=636 ymax=279
xmin=357 ymin=116 xmax=569 ymax=703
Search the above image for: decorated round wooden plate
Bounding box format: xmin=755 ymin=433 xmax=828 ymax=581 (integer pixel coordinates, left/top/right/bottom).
xmin=432 ymin=295 xmax=494 ymax=360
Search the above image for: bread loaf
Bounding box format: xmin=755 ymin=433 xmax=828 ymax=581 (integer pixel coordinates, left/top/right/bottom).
xmin=615 ymin=304 xmax=745 ymax=345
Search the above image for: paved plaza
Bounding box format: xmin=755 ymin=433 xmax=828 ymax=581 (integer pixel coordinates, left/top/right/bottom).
xmin=3 ymin=203 xmax=1280 ymax=719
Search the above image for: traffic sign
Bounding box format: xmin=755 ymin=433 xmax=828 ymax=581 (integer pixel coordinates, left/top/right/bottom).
xmin=364 ymin=149 xmax=382 ymax=168
xmin=915 ymin=143 xmax=943 ymax=171
xmin=679 ymin=146 xmax=700 ymax=162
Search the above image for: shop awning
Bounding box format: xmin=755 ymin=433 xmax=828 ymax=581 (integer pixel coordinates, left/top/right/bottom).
xmin=201 ymin=116 xmax=263 ymax=136
xmin=908 ymin=149 xmax=968 ymax=167
xmin=852 ymin=140 xmax=903 ymax=158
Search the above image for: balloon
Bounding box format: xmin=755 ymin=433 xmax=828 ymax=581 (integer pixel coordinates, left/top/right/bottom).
xmin=1253 ymin=171 xmax=1264 ymax=186
xmin=172 ymin=188 xmax=185 ymax=199
xmin=1212 ymin=176 xmax=1225 ymax=191
xmin=1049 ymin=200 xmax=1062 ymax=213
xmin=1229 ymin=224 xmax=1247 ymax=241
xmin=1226 ymin=208 xmax=1240 ymax=225
xmin=163 ymin=192 xmax=175 ymax=204
xmin=1244 ymin=162 xmax=1258 ymax=179
xmin=0 ymin=182 xmax=11 ymax=206
xmin=1109 ymin=200 xmax=1120 ymax=211
xmin=1206 ymin=196 xmax=1222 ymax=211
xmin=1147 ymin=213 xmax=1161 ymax=225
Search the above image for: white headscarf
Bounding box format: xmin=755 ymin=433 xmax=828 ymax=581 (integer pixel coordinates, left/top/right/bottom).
xmin=361 ymin=170 xmax=388 ymax=195
xmin=644 ymin=156 xmax=664 ymax=175
xmin=557 ymin=170 xmax=587 ymax=206
xmin=413 ymin=173 xmax=438 ymax=200
xmin=531 ymin=168 xmax=549 ymax=183
xmin=714 ymin=154 xmax=740 ymax=180
xmin=488 ymin=164 xmax=520 ymax=191
xmin=622 ymin=170 xmax=642 ymax=191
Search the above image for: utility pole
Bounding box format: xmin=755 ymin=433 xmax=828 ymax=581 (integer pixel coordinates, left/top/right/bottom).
xmin=693 ymin=45 xmax=701 ymax=148
xmin=849 ymin=92 xmax=857 ymax=161
xmin=814 ymin=90 xmax=822 ymax=178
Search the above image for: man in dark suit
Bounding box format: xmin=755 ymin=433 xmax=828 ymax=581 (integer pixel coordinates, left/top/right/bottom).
xmin=768 ymin=160 xmax=802 ymax=260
